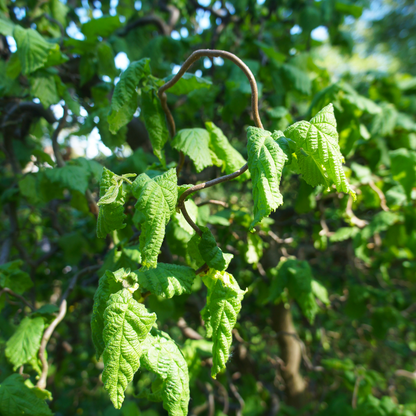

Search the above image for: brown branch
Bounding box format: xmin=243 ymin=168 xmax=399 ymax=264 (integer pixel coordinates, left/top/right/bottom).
xmin=229 ymin=378 xmax=244 ymax=416
xmin=352 ymin=375 xmax=364 ymax=409
xmin=0 ymin=287 xmax=35 ymax=311
xmin=394 ymin=369 xmax=416 ymax=380
xmin=196 ymin=200 xmax=229 ymax=208
xmin=180 ymin=201 xmax=202 ymax=236
xmin=159 ymin=49 xmax=263 ymax=137
xmin=178 ymin=164 xmax=249 ymax=206
xmin=368 ymin=181 xmax=389 ymax=212
xmin=37 ymin=299 xmax=67 ymax=389
xmin=345 ymin=196 xmax=368 ymax=228
xmin=177 ymin=317 xmax=203 ymax=340
xmin=51 ymin=105 xmax=68 ymax=168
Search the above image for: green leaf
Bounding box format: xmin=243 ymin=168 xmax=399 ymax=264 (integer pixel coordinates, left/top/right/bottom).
xmin=45 ymin=165 xmax=89 ymax=194
xmin=0 ymin=260 xmax=33 ymax=294
xmin=247 ymin=126 xmax=287 ymax=230
xmin=97 ymin=182 xmax=120 ymax=206
xmin=13 ymin=26 xmax=57 ymax=75
xmin=267 ymin=259 xmax=320 ymax=323
xmin=30 ymin=73 xmax=60 ymax=107
xmin=91 ymin=270 xmax=123 ymax=359
xmin=205 ymin=121 xmax=250 ymax=181
xmin=108 ymin=58 xmax=150 ymax=134
xmin=281 ymin=63 xmax=311 ymax=95
xmin=165 ymin=72 xmax=212 ymax=95
xmin=81 ymin=15 xmax=121 ymax=38
xmin=330 ymin=226 xmax=359 ymax=242
xmin=0 ymin=374 xmax=53 ymax=416
xmin=136 ymin=263 xmax=195 ymax=298
xmin=141 ymin=88 xmax=169 ymax=165
xmin=0 ymin=16 xmax=15 ymax=36
xmin=198 ymin=227 xmax=233 ymax=271
xmin=97 ymin=168 xmax=127 ymax=239
xmin=244 ymin=232 xmax=263 ymax=264
xmin=284 ymin=104 xmax=356 ymax=198
xmin=5 ymin=316 xmax=45 ymax=370
xmin=102 ymin=289 xmax=156 ymax=409
xmin=97 ymin=41 xmax=118 ymax=80
xmin=132 ymin=168 xmax=178 ymax=269
xmin=140 ymin=329 xmax=190 ymax=416
xmin=171 ymin=129 xmax=213 ymax=173
xmin=390 ymin=149 xmax=416 ymax=200
xmin=201 ymin=269 xmax=246 ymax=378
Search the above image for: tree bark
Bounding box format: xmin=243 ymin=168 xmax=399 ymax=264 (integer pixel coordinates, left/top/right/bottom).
xmin=271 ymin=302 xmax=306 ymax=408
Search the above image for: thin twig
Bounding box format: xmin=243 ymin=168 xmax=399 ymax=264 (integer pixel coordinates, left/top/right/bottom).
xmin=177 ymin=317 xmax=203 ymax=340
xmin=0 ymin=288 xmax=35 ymax=311
xmin=180 ymin=201 xmax=202 ymax=236
xmin=368 ymin=181 xmax=389 ymax=212
xmin=345 ymin=196 xmax=368 ymax=228
xmin=178 ymin=164 xmax=249 ymax=206
xmin=352 ymin=375 xmax=364 ymax=409
xmin=196 ymin=200 xmax=229 ymax=208
xmin=51 ymin=105 xmax=68 ymax=168
xmin=229 ymin=379 xmax=244 ymax=416
xmin=37 ymin=299 xmax=67 ymax=389
xmin=395 ymin=369 xmax=416 ymax=380
xmin=159 ymin=49 xmax=263 ymax=138
xmin=213 ymin=379 xmax=230 ymax=414
xmin=60 ymin=265 xmax=100 ymax=304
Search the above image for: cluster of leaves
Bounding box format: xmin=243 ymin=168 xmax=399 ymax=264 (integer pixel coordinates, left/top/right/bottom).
xmin=1 ymin=0 xmax=416 ymax=416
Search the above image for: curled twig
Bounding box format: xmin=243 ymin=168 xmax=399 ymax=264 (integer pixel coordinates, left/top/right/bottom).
xmin=368 ymin=181 xmax=389 ymax=212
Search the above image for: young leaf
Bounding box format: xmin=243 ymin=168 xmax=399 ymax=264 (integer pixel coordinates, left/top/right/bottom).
xmin=97 ymin=167 xmax=127 ymax=239
xmin=132 ymin=168 xmax=178 ymax=269
xmin=136 ymin=263 xmax=195 ymax=298
xmin=108 ymin=58 xmax=150 ymax=134
xmin=198 ymin=226 xmax=233 ymax=271
xmin=13 ymin=26 xmax=57 ymax=74
xmin=202 ymin=269 xmax=246 ymax=378
xmin=97 ymin=182 xmax=120 ymax=206
xmin=165 ymin=72 xmax=212 ymax=95
xmin=284 ymin=104 xmax=356 ymax=198
xmin=140 ymin=329 xmax=190 ymax=416
xmin=141 ymin=88 xmax=169 ymax=165
xmin=102 ymin=289 xmax=156 ymax=409
xmin=171 ymin=129 xmax=213 ymax=173
xmin=5 ymin=316 xmax=45 ymax=370
xmin=0 ymin=374 xmax=53 ymax=416
xmin=247 ymin=126 xmax=287 ymax=230
xmin=91 ymin=270 xmax=123 ymax=359
xmin=205 ymin=121 xmax=250 ymax=181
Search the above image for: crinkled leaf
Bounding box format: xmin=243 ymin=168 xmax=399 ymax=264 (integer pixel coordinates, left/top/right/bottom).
xmin=136 ymin=263 xmax=195 ymax=298
xmin=108 ymin=58 xmax=150 ymax=134
xmin=141 ymin=88 xmax=169 ymax=165
xmin=284 ymin=104 xmax=356 ymax=198
xmin=91 ymin=270 xmax=123 ymax=359
xmin=205 ymin=121 xmax=250 ymax=181
xmin=140 ymin=329 xmax=190 ymax=416
xmin=171 ymin=129 xmax=212 ymax=173
xmin=102 ymin=289 xmax=156 ymax=409
xmin=5 ymin=316 xmax=45 ymax=370
xmin=165 ymin=72 xmax=212 ymax=95
xmin=97 ymin=182 xmax=120 ymax=206
xmin=13 ymin=26 xmax=57 ymax=75
xmin=132 ymin=168 xmax=177 ymax=269
xmin=247 ymin=126 xmax=287 ymax=230
xmin=97 ymin=167 xmax=127 ymax=238
xmin=0 ymin=374 xmax=53 ymax=416
xmin=201 ymin=269 xmax=246 ymax=378
xmin=198 ymin=226 xmax=233 ymax=271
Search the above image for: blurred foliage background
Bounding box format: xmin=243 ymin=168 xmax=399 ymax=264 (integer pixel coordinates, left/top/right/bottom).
xmin=1 ymin=0 xmax=416 ymax=415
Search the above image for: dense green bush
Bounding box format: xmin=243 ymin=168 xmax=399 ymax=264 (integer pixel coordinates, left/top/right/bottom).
xmin=1 ymin=1 xmax=416 ymax=415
